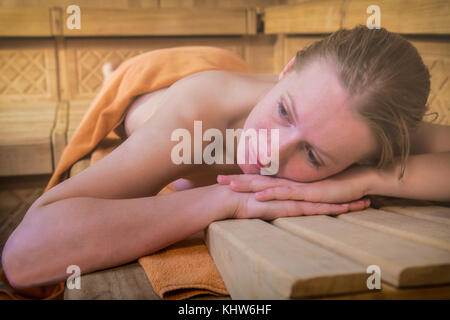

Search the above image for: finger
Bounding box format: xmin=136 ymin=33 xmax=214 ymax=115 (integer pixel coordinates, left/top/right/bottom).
xmin=347 ymin=198 xmax=371 ymax=212
xmin=228 ymin=176 xmax=279 ymax=192
xmin=217 ymin=174 xmax=257 ymax=186
xmin=294 ymin=201 xmax=349 ymax=216
xmin=255 ymin=186 xmax=306 ymax=201
xmin=254 ymin=200 xmax=348 ymax=220
xmin=217 ymin=175 xmax=231 ymax=185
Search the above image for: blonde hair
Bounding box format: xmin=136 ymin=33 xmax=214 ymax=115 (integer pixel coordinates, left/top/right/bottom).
xmin=291 ymin=25 xmax=431 ymax=179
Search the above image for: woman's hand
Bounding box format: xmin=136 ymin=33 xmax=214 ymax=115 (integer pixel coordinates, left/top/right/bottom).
xmin=228 ymin=191 xmax=369 ymax=220
xmin=218 ymin=165 xmax=375 ymax=219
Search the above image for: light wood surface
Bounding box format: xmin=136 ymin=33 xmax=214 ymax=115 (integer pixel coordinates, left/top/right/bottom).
xmin=62 ymin=8 xmax=253 ymax=36
xmin=64 ymin=262 xmax=162 ymax=300
xmin=382 ymin=206 xmax=450 ymax=226
xmin=271 ymin=215 xmax=450 ymax=288
xmin=265 ymin=0 xmax=343 ymax=34
xmin=0 ymin=8 xmax=51 ymax=36
xmin=206 ymin=219 xmax=369 ymax=299
xmin=342 ymin=0 xmax=450 ymax=35
xmin=318 ymin=282 xmax=450 ymax=300
xmin=338 ymin=209 xmax=450 ymax=251
xmin=51 ymin=101 xmax=69 ymax=169
xmin=0 ymin=103 xmax=56 ymax=176
xmin=265 ymin=0 xmax=450 ymax=34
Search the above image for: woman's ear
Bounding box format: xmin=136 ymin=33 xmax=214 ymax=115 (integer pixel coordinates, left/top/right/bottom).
xmin=278 ymin=56 xmax=296 ymax=80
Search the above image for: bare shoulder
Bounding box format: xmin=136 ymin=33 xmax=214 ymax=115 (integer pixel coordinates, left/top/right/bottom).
xmin=410 ymin=121 xmax=450 ymax=154
xmin=169 ymin=69 xmax=277 ymax=121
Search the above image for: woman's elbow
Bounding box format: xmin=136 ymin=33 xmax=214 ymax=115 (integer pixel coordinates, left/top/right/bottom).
xmin=1 ymin=229 xmax=34 ymax=289
xmin=1 ymin=217 xmax=51 ymax=289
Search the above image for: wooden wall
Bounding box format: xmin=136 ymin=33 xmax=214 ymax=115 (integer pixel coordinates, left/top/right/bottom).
xmin=0 ymin=0 xmax=448 ymax=177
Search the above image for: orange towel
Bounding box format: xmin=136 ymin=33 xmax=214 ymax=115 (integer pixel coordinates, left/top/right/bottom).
xmin=0 ymin=46 xmax=254 ymax=300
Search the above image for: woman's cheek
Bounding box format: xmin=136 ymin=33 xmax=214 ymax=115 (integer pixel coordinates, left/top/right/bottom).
xmin=279 ymin=159 xmax=325 ymax=182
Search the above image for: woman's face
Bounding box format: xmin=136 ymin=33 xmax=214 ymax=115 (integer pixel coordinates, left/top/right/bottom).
xmin=238 ymin=59 xmax=377 ymax=182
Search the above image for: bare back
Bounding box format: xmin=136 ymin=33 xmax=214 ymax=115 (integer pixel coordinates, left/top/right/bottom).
xmin=33 ymin=70 xmax=278 ymax=209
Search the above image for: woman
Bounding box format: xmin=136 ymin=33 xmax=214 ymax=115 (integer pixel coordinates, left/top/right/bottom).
xmin=3 ymin=26 xmax=450 ymax=288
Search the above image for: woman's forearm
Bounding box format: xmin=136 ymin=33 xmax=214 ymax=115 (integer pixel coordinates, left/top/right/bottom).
xmin=2 ymin=184 xmax=236 ymax=289
xmin=369 ymin=151 xmax=450 ymax=202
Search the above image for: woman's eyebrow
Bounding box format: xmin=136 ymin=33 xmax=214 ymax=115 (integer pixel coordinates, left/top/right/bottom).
xmin=285 ymin=91 xmax=336 ymax=165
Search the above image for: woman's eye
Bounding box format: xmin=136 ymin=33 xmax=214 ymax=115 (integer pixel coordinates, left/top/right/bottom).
xmin=307 ymin=148 xmax=321 ymax=168
xmin=278 ymin=102 xmax=289 ymax=119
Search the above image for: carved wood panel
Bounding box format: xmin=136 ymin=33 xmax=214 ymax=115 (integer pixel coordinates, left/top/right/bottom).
xmin=0 ymin=40 xmax=58 ymax=103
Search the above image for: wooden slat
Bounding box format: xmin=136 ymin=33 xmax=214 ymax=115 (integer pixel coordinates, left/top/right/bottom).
xmin=342 ymin=0 xmax=450 ymax=35
xmin=64 ymin=262 xmax=162 ymax=300
xmin=206 ymin=219 xmax=369 ymax=299
xmin=0 ymin=8 xmax=52 ymax=37
xmin=272 ymin=216 xmax=450 ymax=288
xmin=338 ymin=209 xmax=450 ymax=251
xmin=51 ymin=101 xmax=69 ymax=169
xmin=265 ymin=1 xmax=342 ymax=34
xmin=0 ymin=103 xmax=56 ymax=176
xmin=381 ymin=206 xmax=450 ymax=226
xmin=318 ymin=283 xmax=450 ymax=300
xmin=68 ymin=100 xmax=91 ymax=142
xmin=62 ymin=8 xmax=253 ymax=36
xmin=265 ymin=0 xmax=450 ymax=35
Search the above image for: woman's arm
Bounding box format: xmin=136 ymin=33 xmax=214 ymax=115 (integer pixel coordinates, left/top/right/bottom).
xmin=410 ymin=121 xmax=450 ymax=155
xmin=219 ymin=152 xmax=450 ymax=204
xmin=370 ymin=120 xmax=450 ymax=201
xmin=1 ymin=184 xmax=235 ymax=289
xmin=369 ymin=151 xmax=450 ymax=202
xmin=1 ymin=72 xmax=218 ymax=288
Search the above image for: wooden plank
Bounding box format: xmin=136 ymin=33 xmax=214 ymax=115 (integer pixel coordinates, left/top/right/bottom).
xmin=381 ymin=206 xmax=450 ymax=226
xmin=343 ymin=0 xmax=450 ymax=35
xmin=206 ymin=219 xmax=370 ymax=299
xmin=265 ymin=0 xmax=450 ymax=35
xmin=64 ymin=262 xmax=162 ymax=300
xmin=338 ymin=209 xmax=450 ymax=252
xmin=160 ymin=0 xmax=282 ymax=8
xmin=317 ymin=283 xmax=450 ymax=300
xmin=265 ymin=1 xmax=343 ymax=34
xmin=51 ymin=101 xmax=69 ymax=169
xmin=68 ymin=100 xmax=91 ymax=142
xmin=0 ymin=103 xmax=56 ymax=176
xmin=62 ymin=8 xmax=252 ymax=36
xmin=272 ymin=215 xmax=450 ymax=288
xmin=0 ymin=0 xmax=159 ymax=9
xmin=0 ymin=8 xmax=52 ymax=37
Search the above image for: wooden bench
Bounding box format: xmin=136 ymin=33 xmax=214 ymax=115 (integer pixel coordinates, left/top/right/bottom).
xmin=64 ymin=154 xmax=450 ymax=299
xmin=62 ymin=174 xmax=450 ymax=300
xmin=206 ymin=205 xmax=450 ymax=299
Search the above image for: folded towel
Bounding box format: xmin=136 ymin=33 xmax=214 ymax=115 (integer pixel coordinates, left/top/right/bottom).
xmin=0 ymin=46 xmax=253 ymax=300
